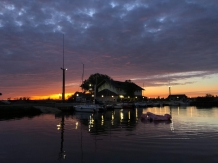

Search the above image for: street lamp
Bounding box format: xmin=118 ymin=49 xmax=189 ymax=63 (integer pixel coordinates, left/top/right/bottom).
xmin=61 ymin=34 xmax=67 ymax=102
xmin=61 ymin=67 xmax=67 ymax=101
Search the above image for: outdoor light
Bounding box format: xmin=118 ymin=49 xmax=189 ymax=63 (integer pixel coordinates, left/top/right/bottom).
xmin=102 ymin=95 xmax=104 ymax=97
xmin=57 ymin=123 xmax=61 ymax=130
xmin=112 ymin=95 xmax=114 ymax=98
xmin=76 ymin=94 xmax=79 ymax=96
xmin=128 ymin=96 xmax=130 ymax=98
xmin=120 ymin=95 xmax=124 ymax=98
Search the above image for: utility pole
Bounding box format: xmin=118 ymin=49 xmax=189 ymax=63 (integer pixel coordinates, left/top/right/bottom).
xmin=168 ymin=74 xmax=171 ymax=96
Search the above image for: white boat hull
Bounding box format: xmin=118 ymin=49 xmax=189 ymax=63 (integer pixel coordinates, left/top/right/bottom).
xmin=74 ymin=105 xmax=98 ymax=112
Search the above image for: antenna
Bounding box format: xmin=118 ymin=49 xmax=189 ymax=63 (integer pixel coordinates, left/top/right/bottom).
xmin=63 ymin=34 xmax=64 ymax=69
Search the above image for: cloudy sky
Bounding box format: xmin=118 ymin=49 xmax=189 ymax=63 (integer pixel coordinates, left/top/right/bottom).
xmin=0 ymin=0 xmax=218 ymax=99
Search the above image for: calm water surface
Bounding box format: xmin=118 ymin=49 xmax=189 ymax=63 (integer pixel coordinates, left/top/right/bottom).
xmin=1 ymin=106 xmax=218 ymax=163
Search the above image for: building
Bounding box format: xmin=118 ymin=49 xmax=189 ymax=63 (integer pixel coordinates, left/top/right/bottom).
xmin=96 ymin=79 xmax=144 ymax=102
xmin=167 ymin=94 xmax=188 ymax=101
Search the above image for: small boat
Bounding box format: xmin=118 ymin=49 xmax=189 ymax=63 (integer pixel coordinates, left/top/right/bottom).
xmin=74 ymin=104 xmax=101 ymax=112
xmin=141 ymin=112 xmax=171 ymax=121
xmin=134 ymin=102 xmax=147 ymax=107
xmin=113 ymin=103 xmax=123 ymax=109
xmin=122 ymin=102 xmax=135 ymax=109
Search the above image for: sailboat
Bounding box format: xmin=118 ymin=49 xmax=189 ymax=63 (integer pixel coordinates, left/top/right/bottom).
xmin=74 ymin=66 xmax=105 ymax=112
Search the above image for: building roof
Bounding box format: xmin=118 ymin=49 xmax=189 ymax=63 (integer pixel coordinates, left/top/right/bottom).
xmin=98 ymin=79 xmax=144 ymax=90
xmin=97 ymin=89 xmax=118 ymax=97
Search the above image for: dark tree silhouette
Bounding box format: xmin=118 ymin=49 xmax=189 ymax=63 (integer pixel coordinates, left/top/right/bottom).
xmin=123 ymin=80 xmax=138 ymax=98
xmin=81 ymin=73 xmax=113 ymax=93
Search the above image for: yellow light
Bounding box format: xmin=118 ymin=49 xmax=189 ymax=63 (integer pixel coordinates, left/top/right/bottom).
xmin=57 ymin=123 xmax=61 ymax=130
xmin=120 ymin=111 xmax=123 ymax=120
xmin=120 ymin=95 xmax=124 ymax=98
xmin=75 ymin=122 xmax=78 ymax=129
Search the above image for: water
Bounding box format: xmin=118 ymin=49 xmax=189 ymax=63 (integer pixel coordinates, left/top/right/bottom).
xmin=1 ymin=106 xmax=218 ymax=163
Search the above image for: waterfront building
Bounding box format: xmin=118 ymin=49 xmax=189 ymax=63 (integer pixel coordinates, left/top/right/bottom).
xmin=97 ymin=79 xmax=144 ymax=102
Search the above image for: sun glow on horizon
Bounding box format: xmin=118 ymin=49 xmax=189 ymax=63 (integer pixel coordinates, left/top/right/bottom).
xmin=30 ymin=93 xmax=74 ymax=100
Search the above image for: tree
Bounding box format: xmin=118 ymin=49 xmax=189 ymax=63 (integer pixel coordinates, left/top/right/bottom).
xmin=123 ymin=80 xmax=138 ymax=98
xmin=206 ymin=94 xmax=214 ymax=98
xmin=81 ymin=73 xmax=113 ymax=93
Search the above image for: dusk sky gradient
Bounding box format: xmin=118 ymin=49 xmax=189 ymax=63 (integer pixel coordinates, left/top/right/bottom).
xmin=1 ymin=0 xmax=218 ymax=99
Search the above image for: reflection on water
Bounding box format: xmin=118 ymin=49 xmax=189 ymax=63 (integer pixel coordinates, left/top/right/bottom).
xmin=1 ymin=106 xmax=218 ymax=163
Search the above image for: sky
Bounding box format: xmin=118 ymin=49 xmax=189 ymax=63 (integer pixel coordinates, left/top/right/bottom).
xmin=0 ymin=0 xmax=218 ymax=100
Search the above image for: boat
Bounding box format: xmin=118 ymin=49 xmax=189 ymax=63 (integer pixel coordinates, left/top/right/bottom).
xmin=74 ymin=104 xmax=101 ymax=112
xmin=113 ymin=103 xmax=123 ymax=109
xmin=122 ymin=102 xmax=135 ymax=109
xmin=74 ymin=65 xmax=106 ymax=113
xmin=141 ymin=112 xmax=171 ymax=121
xmin=134 ymin=102 xmax=147 ymax=107
xmin=146 ymin=101 xmax=161 ymax=107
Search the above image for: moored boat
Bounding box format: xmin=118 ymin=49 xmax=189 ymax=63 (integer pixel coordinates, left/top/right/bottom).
xmin=122 ymin=102 xmax=135 ymax=109
xmin=74 ymin=104 xmax=101 ymax=112
xmin=141 ymin=112 xmax=171 ymax=121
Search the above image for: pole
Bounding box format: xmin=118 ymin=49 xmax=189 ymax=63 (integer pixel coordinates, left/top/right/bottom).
xmin=169 ymin=86 xmax=171 ymax=95
xmin=94 ymin=75 xmax=97 ymax=104
xmin=82 ymin=63 xmax=84 ymax=91
xmin=168 ymin=74 xmax=171 ymax=96
xmin=62 ymin=69 xmax=65 ymax=101
xmin=61 ymin=34 xmax=65 ymax=102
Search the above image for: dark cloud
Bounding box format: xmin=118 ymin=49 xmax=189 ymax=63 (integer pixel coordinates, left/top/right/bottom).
xmin=0 ymin=0 xmax=218 ymax=98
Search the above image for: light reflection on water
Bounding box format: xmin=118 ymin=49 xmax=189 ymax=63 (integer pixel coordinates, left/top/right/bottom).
xmin=0 ymin=106 xmax=218 ymax=163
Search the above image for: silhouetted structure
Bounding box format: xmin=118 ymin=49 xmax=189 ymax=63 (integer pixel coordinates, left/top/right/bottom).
xmin=167 ymin=94 xmax=187 ymax=101
xmin=61 ymin=34 xmax=67 ymax=102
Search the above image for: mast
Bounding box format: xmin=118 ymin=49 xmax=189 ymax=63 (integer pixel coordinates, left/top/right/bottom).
xmin=81 ymin=63 xmax=84 ymax=91
xmin=94 ymin=74 xmax=97 ymax=104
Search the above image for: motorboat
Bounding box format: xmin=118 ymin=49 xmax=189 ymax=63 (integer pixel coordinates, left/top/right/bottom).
xmin=134 ymin=102 xmax=147 ymax=107
xmin=141 ymin=112 xmax=171 ymax=121
xmin=122 ymin=102 xmax=135 ymax=109
xmin=74 ymin=104 xmax=101 ymax=112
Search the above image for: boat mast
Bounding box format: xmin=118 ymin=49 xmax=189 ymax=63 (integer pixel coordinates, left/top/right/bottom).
xmin=81 ymin=63 xmax=84 ymax=91
xmin=94 ymin=75 xmax=97 ymax=104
